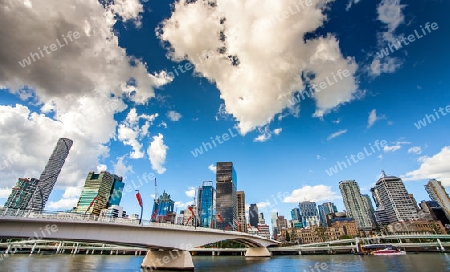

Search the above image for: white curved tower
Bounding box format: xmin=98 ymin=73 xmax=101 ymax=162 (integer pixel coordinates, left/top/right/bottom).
xmin=28 ymin=138 xmax=73 ymax=211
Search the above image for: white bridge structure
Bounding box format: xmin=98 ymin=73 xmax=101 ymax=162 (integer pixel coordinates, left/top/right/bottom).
xmin=0 ymin=212 xmax=278 ymax=270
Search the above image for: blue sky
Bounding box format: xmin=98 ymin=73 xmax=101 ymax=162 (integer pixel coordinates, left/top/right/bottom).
xmin=0 ymin=0 xmax=449 ymax=226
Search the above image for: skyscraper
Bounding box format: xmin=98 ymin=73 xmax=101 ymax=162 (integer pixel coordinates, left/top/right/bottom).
xmin=75 ymin=171 xmax=122 ymax=215
xmin=299 ymin=201 xmax=320 ymax=227
xmin=151 ymin=191 xmax=175 ymax=222
xmin=340 ymin=180 xmax=376 ymax=230
xmin=318 ymin=202 xmax=338 ymax=227
xmin=370 ymin=172 xmax=418 ymax=225
xmin=4 ymin=178 xmax=40 ymax=210
xmin=362 ymin=194 xmax=377 ymax=228
xmin=425 ymin=179 xmax=450 ymax=221
xmin=291 ymin=207 xmax=301 ymax=221
xmin=28 ymin=138 xmax=73 ymax=211
xmin=108 ymin=178 xmax=125 ymax=207
xmin=197 ymin=181 xmax=215 ymax=228
xmin=249 ymin=204 xmax=259 ymax=227
xmin=271 ymin=212 xmax=278 ymax=239
xmin=215 ymin=162 xmax=237 ymax=230
xmin=236 ymin=191 xmax=246 ymax=232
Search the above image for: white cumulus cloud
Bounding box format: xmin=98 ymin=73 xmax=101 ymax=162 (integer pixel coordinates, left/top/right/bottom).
xmin=167 ymin=110 xmax=182 ymax=121
xmin=185 ymin=187 xmax=196 ymax=198
xmin=403 ymin=146 xmax=450 ymax=186
xmin=158 ymin=0 xmax=359 ymax=134
xmin=147 ymin=133 xmax=168 ymax=174
xmin=208 ymin=164 xmax=216 ymax=173
xmin=284 ymin=185 xmax=340 ymax=203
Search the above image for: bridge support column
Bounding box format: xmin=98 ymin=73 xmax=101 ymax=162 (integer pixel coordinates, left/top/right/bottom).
xmin=245 ymin=247 xmax=271 ymax=257
xmin=141 ymin=250 xmax=194 ymax=271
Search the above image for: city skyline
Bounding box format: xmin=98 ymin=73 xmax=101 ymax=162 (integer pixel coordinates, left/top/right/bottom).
xmin=0 ymin=0 xmax=449 ymax=225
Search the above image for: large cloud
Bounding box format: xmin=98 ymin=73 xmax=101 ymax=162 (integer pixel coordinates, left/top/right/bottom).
xmin=403 ymin=146 xmax=450 ymax=186
xmin=0 ymin=0 xmax=172 ymax=208
xmin=0 ymin=0 xmax=172 ymax=103
xmin=158 ymin=0 xmax=359 ymax=134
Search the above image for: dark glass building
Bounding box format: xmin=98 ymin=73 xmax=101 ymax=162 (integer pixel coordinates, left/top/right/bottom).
xmin=249 ymin=204 xmax=259 ymax=227
xmin=215 ymin=162 xmax=237 ymax=230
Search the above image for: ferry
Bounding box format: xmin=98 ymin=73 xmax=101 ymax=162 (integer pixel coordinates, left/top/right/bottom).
xmin=372 ymin=247 xmax=406 ymax=256
xmin=362 ymin=244 xmax=406 ymax=255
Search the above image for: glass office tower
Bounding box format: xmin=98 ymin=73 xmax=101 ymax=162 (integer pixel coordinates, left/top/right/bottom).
xmin=198 ymin=181 xmax=215 ymax=228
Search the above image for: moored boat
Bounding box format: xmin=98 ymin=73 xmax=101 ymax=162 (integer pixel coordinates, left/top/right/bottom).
xmin=372 ymin=247 xmax=406 ymax=256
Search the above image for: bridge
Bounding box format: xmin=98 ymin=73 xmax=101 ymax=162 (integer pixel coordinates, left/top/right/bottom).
xmin=275 ymin=234 xmax=450 ymax=254
xmin=0 ymin=212 xmax=278 ymax=270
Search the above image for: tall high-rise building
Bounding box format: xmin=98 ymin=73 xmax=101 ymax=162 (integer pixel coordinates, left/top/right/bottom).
xmin=236 ymin=191 xmax=246 ymax=232
xmin=4 ymin=178 xmax=40 ymax=210
xmin=215 ymin=162 xmax=237 ymax=230
xmin=271 ymin=212 xmax=278 ymax=239
xmin=249 ymin=204 xmax=259 ymax=227
xmin=362 ymin=194 xmax=377 ymax=228
xmin=75 ymin=171 xmax=122 ymax=215
xmin=318 ymin=202 xmax=338 ymax=227
xmin=276 ymin=215 xmax=287 ymax=234
xmin=299 ymin=201 xmax=320 ymax=227
xmin=425 ymin=179 xmax=450 ymax=221
xmin=291 ymin=208 xmax=301 ymax=221
xmin=370 ymin=172 xmax=418 ymax=225
xmin=197 ymin=181 xmax=215 ymax=228
xmin=28 ymin=138 xmax=73 ymax=211
xmin=340 ymin=180 xmax=376 ymax=230
xmin=108 ymin=178 xmax=124 ymax=207
xmin=258 ymin=212 xmax=265 ymax=224
xmin=151 ymin=191 xmax=175 ymax=222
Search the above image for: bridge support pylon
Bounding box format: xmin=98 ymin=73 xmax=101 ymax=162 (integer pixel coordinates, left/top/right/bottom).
xmin=245 ymin=247 xmax=271 ymax=257
xmin=141 ymin=250 xmax=194 ymax=271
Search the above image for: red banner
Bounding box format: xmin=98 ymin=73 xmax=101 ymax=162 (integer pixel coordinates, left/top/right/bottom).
xmin=135 ymin=192 xmax=143 ymax=207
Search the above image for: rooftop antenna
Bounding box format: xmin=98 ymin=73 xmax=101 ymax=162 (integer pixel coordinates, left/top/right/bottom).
xmin=381 ymin=170 xmax=386 ymax=178
xmin=155 ymin=178 xmax=158 ymax=199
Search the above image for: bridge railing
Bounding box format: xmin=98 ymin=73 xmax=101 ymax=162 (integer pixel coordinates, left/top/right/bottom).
xmin=0 ymin=208 xmax=273 ymax=240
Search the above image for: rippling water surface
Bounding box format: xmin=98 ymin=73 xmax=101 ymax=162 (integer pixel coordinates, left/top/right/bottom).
xmin=1 ymin=253 xmax=450 ymax=271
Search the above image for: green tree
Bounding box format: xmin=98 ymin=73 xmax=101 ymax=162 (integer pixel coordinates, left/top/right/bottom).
xmin=285 ymin=231 xmax=291 ymax=242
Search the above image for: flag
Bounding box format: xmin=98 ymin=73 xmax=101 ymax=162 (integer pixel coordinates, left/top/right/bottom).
xmin=186 ymin=206 xmax=195 ymax=225
xmin=225 ymin=225 xmax=230 ymax=231
xmin=188 ymin=206 xmax=195 ymax=216
xmin=217 ymin=214 xmax=223 ymax=223
xmin=135 ymin=192 xmax=143 ymax=207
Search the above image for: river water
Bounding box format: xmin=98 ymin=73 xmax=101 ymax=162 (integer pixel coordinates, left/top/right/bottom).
xmin=0 ymin=254 xmax=449 ymax=271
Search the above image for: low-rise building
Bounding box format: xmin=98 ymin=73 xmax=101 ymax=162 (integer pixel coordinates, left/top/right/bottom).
xmin=386 ymin=219 xmax=446 ymax=235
